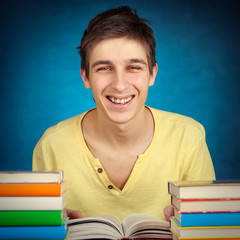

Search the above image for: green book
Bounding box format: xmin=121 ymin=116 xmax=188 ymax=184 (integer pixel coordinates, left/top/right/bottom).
xmin=0 ymin=210 xmax=64 ymax=226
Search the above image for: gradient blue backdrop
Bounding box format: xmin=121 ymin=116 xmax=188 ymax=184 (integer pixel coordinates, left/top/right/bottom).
xmin=0 ymin=0 xmax=239 ymax=179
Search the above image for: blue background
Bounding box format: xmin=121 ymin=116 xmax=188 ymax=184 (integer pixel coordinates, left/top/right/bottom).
xmin=0 ymin=0 xmax=239 ymax=180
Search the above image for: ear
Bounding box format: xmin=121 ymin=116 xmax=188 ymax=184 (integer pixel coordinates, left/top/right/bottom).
xmin=81 ymin=68 xmax=91 ymax=89
xmin=149 ymin=63 xmax=158 ymax=87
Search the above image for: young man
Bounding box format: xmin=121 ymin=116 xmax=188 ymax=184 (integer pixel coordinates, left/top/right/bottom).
xmin=32 ymin=6 xmax=215 ymax=221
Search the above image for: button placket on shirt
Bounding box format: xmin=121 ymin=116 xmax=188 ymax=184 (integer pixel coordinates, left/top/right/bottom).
xmin=97 ymin=167 xmax=114 ymax=190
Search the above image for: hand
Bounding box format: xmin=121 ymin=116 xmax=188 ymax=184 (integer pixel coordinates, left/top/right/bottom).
xmin=64 ymin=209 xmax=83 ymax=219
xmin=163 ymin=205 xmax=174 ymax=221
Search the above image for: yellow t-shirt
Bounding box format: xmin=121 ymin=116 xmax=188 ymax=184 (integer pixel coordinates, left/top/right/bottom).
xmin=32 ymin=107 xmax=215 ymax=220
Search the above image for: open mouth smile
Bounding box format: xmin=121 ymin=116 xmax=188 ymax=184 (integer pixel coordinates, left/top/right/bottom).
xmin=107 ymin=96 xmax=134 ymax=105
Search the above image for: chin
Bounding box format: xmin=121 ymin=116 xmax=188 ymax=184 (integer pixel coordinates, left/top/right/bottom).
xmin=106 ymin=111 xmax=136 ymax=125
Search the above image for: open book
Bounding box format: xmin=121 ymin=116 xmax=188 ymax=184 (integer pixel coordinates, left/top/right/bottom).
xmin=67 ymin=213 xmax=172 ymax=239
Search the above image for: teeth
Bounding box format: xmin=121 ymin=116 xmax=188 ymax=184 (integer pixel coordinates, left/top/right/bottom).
xmin=109 ymin=96 xmax=133 ymax=104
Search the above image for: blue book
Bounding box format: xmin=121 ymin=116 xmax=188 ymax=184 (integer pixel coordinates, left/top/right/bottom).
xmin=0 ymin=218 xmax=68 ymax=239
xmin=170 ymin=217 xmax=240 ymax=239
xmin=175 ymin=211 xmax=240 ymax=227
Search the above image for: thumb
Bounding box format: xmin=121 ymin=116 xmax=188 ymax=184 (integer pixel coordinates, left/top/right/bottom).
xmin=163 ymin=205 xmax=174 ymax=221
xmin=65 ymin=209 xmax=83 ymax=219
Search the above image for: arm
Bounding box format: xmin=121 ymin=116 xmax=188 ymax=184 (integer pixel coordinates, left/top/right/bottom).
xmin=32 ymin=136 xmax=84 ymax=220
xmin=163 ymin=123 xmax=215 ymax=221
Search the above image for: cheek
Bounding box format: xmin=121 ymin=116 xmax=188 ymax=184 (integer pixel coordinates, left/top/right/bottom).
xmin=130 ymin=74 xmax=152 ymax=89
xmin=89 ymin=76 xmax=109 ymax=95
xmin=92 ymin=73 xmax=113 ymax=86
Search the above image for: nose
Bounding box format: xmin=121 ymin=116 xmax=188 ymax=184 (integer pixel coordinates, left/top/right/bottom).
xmin=111 ymin=70 xmax=130 ymax=92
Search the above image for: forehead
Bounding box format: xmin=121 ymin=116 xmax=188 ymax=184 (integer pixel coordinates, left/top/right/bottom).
xmin=88 ymin=37 xmax=148 ymax=65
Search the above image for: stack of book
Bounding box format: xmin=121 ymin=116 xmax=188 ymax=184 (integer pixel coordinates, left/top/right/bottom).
xmin=168 ymin=180 xmax=240 ymax=240
xmin=0 ymin=171 xmax=68 ymax=240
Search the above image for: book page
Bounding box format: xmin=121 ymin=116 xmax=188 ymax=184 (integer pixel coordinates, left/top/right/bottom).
xmin=68 ymin=215 xmax=123 ymax=239
xmin=122 ymin=213 xmax=171 ymax=238
xmin=68 ymin=225 xmax=121 ymax=239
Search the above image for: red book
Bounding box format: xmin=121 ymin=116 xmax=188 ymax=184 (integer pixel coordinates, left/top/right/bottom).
xmin=171 ymin=195 xmax=240 ymax=213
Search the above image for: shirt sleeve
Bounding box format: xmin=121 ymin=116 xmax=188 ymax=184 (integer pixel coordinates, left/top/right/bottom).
xmin=32 ymin=147 xmax=45 ymax=171
xmin=32 ymin=133 xmax=58 ymax=171
xmin=181 ymin=124 xmax=216 ymax=181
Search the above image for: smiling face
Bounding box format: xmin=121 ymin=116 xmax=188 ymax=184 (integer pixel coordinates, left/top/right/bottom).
xmin=81 ymin=37 xmax=158 ymax=125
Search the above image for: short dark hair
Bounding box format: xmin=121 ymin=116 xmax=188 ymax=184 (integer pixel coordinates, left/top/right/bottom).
xmin=77 ymin=6 xmax=156 ymax=77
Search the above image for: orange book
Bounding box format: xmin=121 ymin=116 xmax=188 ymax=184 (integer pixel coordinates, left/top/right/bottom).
xmin=0 ymin=182 xmax=65 ymax=196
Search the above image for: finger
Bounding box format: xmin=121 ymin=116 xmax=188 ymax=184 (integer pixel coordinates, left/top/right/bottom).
xmin=163 ymin=205 xmax=174 ymax=221
xmin=66 ymin=209 xmax=83 ymax=219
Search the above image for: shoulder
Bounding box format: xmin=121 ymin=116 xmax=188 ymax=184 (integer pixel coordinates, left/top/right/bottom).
xmin=149 ymin=107 xmax=206 ymax=141
xmin=35 ymin=111 xmax=87 ymax=147
xmin=42 ymin=115 xmax=80 ymax=139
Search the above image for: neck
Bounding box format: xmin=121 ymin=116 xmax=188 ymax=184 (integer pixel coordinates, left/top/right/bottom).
xmin=83 ymin=106 xmax=154 ymax=150
xmin=104 ymin=107 xmax=152 ymax=143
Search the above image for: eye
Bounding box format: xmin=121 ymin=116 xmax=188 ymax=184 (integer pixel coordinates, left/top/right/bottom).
xmin=127 ymin=65 xmax=142 ymax=71
xmin=97 ymin=66 xmax=111 ymax=72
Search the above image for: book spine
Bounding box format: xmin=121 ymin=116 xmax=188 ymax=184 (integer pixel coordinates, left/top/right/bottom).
xmin=0 ymin=171 xmax=63 ymax=183
xmin=178 ymin=212 xmax=240 ymax=227
xmin=0 ymin=225 xmax=68 ymax=239
xmin=0 ymin=211 xmax=63 ymax=226
xmin=0 ymin=183 xmax=64 ymax=196
xmin=0 ymin=196 xmax=65 ymax=210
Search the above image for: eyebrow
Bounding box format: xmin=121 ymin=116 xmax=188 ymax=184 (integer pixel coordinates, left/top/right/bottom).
xmin=91 ymin=58 xmax=147 ymax=69
xmin=128 ymin=58 xmax=147 ymax=66
xmin=91 ymin=60 xmax=112 ymax=69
